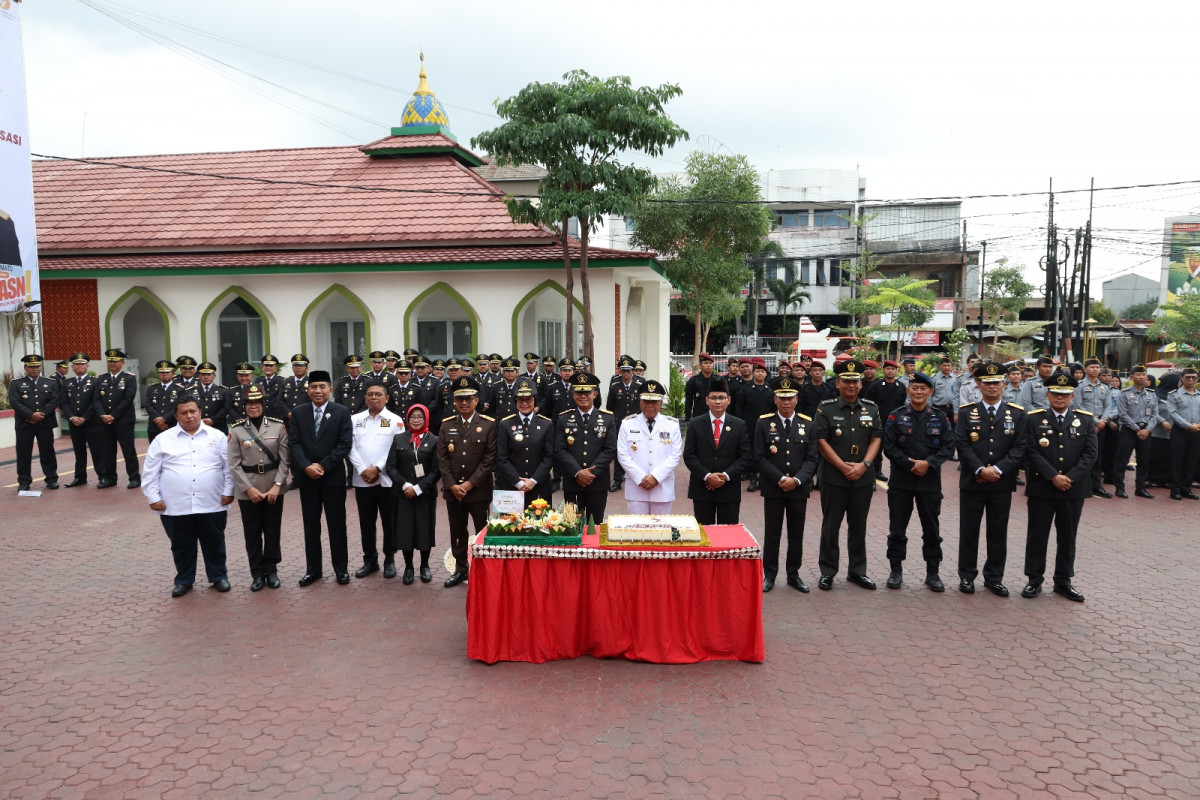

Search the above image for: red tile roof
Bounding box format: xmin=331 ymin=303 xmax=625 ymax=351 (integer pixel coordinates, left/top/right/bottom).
xmin=32 ymin=144 xmax=558 ymax=253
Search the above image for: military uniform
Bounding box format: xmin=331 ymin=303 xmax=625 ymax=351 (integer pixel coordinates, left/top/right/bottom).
xmin=254 ymin=363 xmax=290 ymax=421
xmin=930 ymin=366 xmax=959 ymax=427
xmin=754 ymin=377 xmax=820 ymax=587
xmin=881 ymin=373 xmax=955 ymax=589
xmin=614 ymin=379 xmax=682 ymax=515
xmin=225 ymin=361 xmax=258 ymax=427
xmin=144 ymin=361 xmax=181 ymax=443
xmin=1018 ymin=373 xmax=1051 ymax=412
xmin=495 ymin=403 xmax=556 ymax=508
xmin=92 ymin=349 xmax=140 ymax=487
xmin=193 ymin=370 xmax=231 ymax=434
xmin=228 ymin=398 xmax=291 ymax=588
xmin=1113 ymin=369 xmax=1161 ymax=496
xmin=280 ymin=353 xmax=312 ymax=419
xmin=814 ymin=360 xmax=883 ymax=587
xmin=955 ymin=365 xmax=1028 ymax=591
xmin=556 ymin=373 xmax=618 ymax=524
xmin=605 ymin=357 xmax=645 ymax=490
xmin=9 ymin=354 xmax=61 ymax=490
xmin=436 ymin=376 xmax=497 ymax=581
xmin=1022 ymin=371 xmax=1098 ymax=599
xmin=1166 ymin=371 xmax=1200 ymax=499
xmin=61 ymin=353 xmax=99 ymax=487
xmin=1071 ymin=366 xmax=1114 ymax=496
xmin=683 ymin=359 xmax=716 ymax=421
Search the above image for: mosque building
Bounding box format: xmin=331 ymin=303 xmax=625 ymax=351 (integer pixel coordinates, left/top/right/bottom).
xmin=32 ymin=57 xmax=670 ymax=384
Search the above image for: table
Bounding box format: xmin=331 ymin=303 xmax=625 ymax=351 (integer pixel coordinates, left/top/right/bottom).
xmin=465 ymin=525 xmax=765 ymax=664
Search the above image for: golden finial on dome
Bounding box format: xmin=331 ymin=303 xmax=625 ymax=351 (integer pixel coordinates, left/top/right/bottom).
xmin=415 ymin=50 xmax=432 ymax=96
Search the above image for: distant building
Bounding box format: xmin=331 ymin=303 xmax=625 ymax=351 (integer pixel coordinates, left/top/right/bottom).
xmin=1103 ymin=273 xmax=1161 ymax=316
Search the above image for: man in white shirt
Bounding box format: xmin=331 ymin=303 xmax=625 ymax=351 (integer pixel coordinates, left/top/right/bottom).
xmin=142 ymin=396 xmax=235 ymax=598
xmin=616 ymin=380 xmax=683 ymax=514
xmin=349 ymin=380 xmax=405 ymax=578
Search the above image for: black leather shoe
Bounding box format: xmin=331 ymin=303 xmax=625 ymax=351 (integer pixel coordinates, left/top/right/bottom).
xmin=65 ymin=478 xmax=87 ymax=488
xmin=959 ymin=579 xmax=975 ymax=594
xmin=1053 ymin=583 xmax=1085 ymax=602
xmin=17 ymin=483 xmax=30 ymax=491
xmin=250 ymin=576 xmax=266 ymax=592
xmin=355 ymin=562 xmax=379 ymax=579
xmin=1183 ymin=490 xmax=1200 ymax=500
xmin=886 ymin=570 xmax=903 ymax=589
xmin=817 ymin=575 xmax=834 ymax=591
xmin=925 ymin=574 xmax=945 ymax=592
xmin=762 ymin=577 xmax=775 ymax=592
xmin=382 ymin=560 xmax=397 ymax=579
xmin=786 ymin=576 xmax=809 ymax=593
xmin=298 ymin=573 xmax=322 ymax=587
xmin=1171 ymin=491 xmax=1183 ymax=500
xmin=985 ymin=581 xmax=1010 ymax=597
xmin=1021 ymin=583 xmax=1042 ymax=598
xmin=444 ymin=572 xmax=467 ymax=588
xmin=1115 ymin=489 xmax=1128 ymax=498
xmin=748 ymin=479 xmax=759 ymax=492
xmin=212 ymin=578 xmax=231 ymax=592
xmin=419 ymin=566 xmax=432 ymax=583
xmin=171 ymin=583 xmax=191 ymax=597
xmin=1015 ymin=477 xmax=1025 ymax=486
xmin=127 ymin=478 xmax=141 ymax=489
xmin=44 ymin=481 xmax=59 ymax=490
xmin=609 ymin=480 xmax=622 ymax=493
xmin=1126 ymin=464 xmax=1136 ymax=471
xmin=336 ymin=572 xmax=351 ymax=585
xmin=1135 ymin=489 xmax=1154 ymax=499
xmin=287 ymin=480 xmax=298 ymax=491
xmin=1092 ymin=489 xmax=1113 ymax=499
xmin=403 ymin=568 xmax=415 ymax=585
xmin=266 ymin=573 xmax=281 ymax=589
xmin=97 ymin=480 xmax=117 ymax=489
xmin=848 ymin=574 xmax=876 ymax=590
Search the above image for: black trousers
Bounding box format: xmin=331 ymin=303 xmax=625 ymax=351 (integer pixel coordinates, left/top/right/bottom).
xmin=762 ymin=493 xmax=808 ymax=579
xmin=691 ymin=495 xmax=740 ymax=525
xmin=445 ymin=498 xmax=488 ymax=575
xmin=885 ymin=487 xmax=944 ymax=565
xmin=1170 ymin=427 xmax=1200 ymax=492
xmin=299 ymin=485 xmax=348 ymax=575
xmin=1024 ymin=495 xmax=1083 ymax=584
xmin=612 ymin=461 xmax=625 ymax=484
xmin=564 ymin=489 xmax=608 ymax=526
xmin=68 ymin=423 xmax=95 ymax=482
xmin=818 ymin=483 xmax=874 ymax=578
xmin=96 ymin=422 xmax=139 ymax=481
xmin=15 ymin=425 xmax=57 ymax=485
xmin=354 ymin=485 xmax=396 ymax=562
xmin=1114 ymin=428 xmax=1151 ymax=492
xmin=160 ymin=511 xmax=228 ymax=586
xmin=1101 ymin=424 xmax=1119 ymax=482
xmin=958 ymin=490 xmax=1012 ymax=582
xmin=238 ymin=497 xmax=284 ymax=577
xmin=1088 ymin=425 xmax=1108 ymax=493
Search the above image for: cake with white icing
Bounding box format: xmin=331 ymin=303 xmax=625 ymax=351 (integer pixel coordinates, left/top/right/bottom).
xmin=606 ymin=515 xmax=703 ymax=543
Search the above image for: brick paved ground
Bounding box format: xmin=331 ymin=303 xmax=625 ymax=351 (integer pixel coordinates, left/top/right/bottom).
xmin=2 ymin=438 xmax=1197 ymax=798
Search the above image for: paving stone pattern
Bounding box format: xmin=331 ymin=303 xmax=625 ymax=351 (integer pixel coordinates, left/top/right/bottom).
xmin=2 ymin=440 xmax=1197 ymax=798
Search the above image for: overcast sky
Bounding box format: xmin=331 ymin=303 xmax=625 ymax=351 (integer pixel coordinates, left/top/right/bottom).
xmin=17 ymin=0 xmax=1200 ymax=302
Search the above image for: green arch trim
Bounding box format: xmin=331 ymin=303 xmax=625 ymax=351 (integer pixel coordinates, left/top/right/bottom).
xmin=199 ymin=286 xmax=273 ymax=363
xmin=402 ymin=281 xmax=480 ymax=354
xmin=103 ymin=286 xmax=173 ymax=359
xmin=299 ymin=283 xmax=373 ymax=356
xmin=510 ymin=279 xmax=585 ymax=356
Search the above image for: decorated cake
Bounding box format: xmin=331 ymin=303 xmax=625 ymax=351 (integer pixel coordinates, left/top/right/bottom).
xmin=606 ymin=515 xmax=703 ymax=543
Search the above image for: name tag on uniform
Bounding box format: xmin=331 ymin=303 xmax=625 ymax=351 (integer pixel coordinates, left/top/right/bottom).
xmin=414 ymin=464 xmax=425 ymax=478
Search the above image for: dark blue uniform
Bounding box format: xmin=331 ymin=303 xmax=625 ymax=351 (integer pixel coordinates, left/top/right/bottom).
xmin=882 ymin=403 xmax=954 ymax=574
xmin=754 ymin=411 xmax=819 ymax=583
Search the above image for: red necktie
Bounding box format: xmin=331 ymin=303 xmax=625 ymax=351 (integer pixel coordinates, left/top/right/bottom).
xmin=713 ymin=418 xmax=722 ymax=445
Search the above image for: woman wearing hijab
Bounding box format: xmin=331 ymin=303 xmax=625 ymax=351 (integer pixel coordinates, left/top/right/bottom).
xmin=385 ymin=404 xmax=440 ymax=584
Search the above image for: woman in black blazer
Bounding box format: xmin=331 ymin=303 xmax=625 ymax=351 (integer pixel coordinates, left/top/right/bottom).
xmin=386 ymin=404 xmax=441 ymax=584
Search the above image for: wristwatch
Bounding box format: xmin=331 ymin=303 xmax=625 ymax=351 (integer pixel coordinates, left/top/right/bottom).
xmin=863 ymin=459 xmax=873 ymax=468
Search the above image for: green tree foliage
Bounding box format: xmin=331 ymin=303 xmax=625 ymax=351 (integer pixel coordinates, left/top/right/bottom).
xmin=472 ymin=71 xmax=687 ymax=361
xmin=981 ymin=259 xmax=1034 ymax=349
xmin=944 ymin=328 xmax=974 ymax=366
xmin=1149 ymin=292 xmax=1200 ymax=360
xmin=664 ymin=361 xmax=686 ymax=418
xmin=992 ymin=321 xmax=1049 ymax=363
xmin=1122 ymin=299 xmax=1159 ymax=320
xmin=862 ymin=276 xmax=937 ymax=361
xmin=765 ymin=278 xmax=812 ymax=338
xmin=746 ymin=239 xmax=785 ymax=332
xmin=1087 ymin=299 xmax=1117 ymax=326
xmin=629 ymin=151 xmax=772 ymax=367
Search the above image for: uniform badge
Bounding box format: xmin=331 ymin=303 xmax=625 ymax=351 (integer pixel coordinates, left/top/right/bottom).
xmin=1039 ymin=437 xmax=1050 ymax=448
xmin=970 ymin=432 xmax=979 ymax=442
xmin=448 ymin=443 xmax=455 ymax=453
xmin=567 ymin=436 xmax=575 ymax=446
xmin=631 ymin=444 xmax=637 ymax=451
xmin=476 ymin=426 xmax=482 ymax=433
xmin=243 ymin=440 xmax=252 ymax=448
xmin=514 ymin=433 xmax=524 ymax=442
xmin=769 ymin=445 xmax=778 ymax=454
xmin=834 ymin=428 xmax=843 ymax=437
xmin=1071 ymin=418 xmax=1081 ymax=428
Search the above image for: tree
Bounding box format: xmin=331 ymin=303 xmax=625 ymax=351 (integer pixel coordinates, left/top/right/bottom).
xmin=1122 ymin=299 xmax=1159 ymax=320
xmin=472 ymin=71 xmax=687 ymax=362
xmin=944 ymin=328 xmax=974 ymax=366
xmin=980 ymin=259 xmax=1034 ymax=349
xmin=861 ymin=276 xmax=937 ymax=361
xmin=629 ymin=151 xmax=772 ymax=367
xmin=1150 ymin=292 xmax=1200 ymax=359
xmin=746 ymin=238 xmax=785 ymax=333
xmin=992 ymin=321 xmax=1049 ymax=363
xmin=765 ymin=278 xmax=812 ymax=339
xmin=1088 ymin=299 xmax=1117 ymax=327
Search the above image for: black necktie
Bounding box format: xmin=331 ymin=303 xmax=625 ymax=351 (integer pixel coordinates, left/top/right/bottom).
xmin=522 ymin=416 xmax=530 ymax=433
xmin=314 ymin=408 xmax=323 ymax=434
xmin=783 ymin=417 xmax=792 ymax=437
xmin=647 ymin=417 xmax=655 ymax=432
xmin=988 ymin=406 xmax=996 ymax=423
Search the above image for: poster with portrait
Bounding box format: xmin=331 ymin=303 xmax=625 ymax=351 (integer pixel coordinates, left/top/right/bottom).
xmin=1160 ymin=217 xmax=1200 ymax=308
xmin=0 ymin=0 xmax=40 ymax=313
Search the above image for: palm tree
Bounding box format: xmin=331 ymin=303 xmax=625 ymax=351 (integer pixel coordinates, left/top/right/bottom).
xmin=765 ymin=278 xmax=812 ymax=338
xmin=746 ymin=239 xmax=785 ymax=333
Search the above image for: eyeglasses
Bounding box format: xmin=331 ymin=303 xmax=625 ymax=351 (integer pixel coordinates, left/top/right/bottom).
xmin=707 ymin=395 xmax=729 ymax=401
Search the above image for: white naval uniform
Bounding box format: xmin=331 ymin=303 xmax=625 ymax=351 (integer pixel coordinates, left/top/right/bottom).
xmin=616 ymin=413 xmax=683 ymax=514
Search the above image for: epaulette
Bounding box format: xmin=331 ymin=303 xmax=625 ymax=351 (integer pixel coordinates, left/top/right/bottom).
xmin=960 ymin=402 xmax=976 ymax=409
xmin=559 ymin=409 xmax=573 ymax=415
xmin=442 ymin=415 xmax=456 ymax=423
xmin=860 ymin=397 xmax=878 ymax=405
xmin=599 ymin=409 xmax=613 ymax=414
xmin=230 ymin=419 xmax=246 ymax=428
xmin=798 ymin=413 xmax=812 ymax=421
xmin=819 ymin=398 xmax=837 ymax=405
xmin=536 ymin=414 xmax=551 ymax=421
xmin=480 ymin=415 xmax=495 ymax=422
xmin=1027 ymin=408 xmax=1046 ymax=415
xmin=760 ymin=412 xmax=774 ymax=418
xmin=625 ymin=413 xmax=639 ymax=420
xmin=1007 ymin=402 xmax=1025 ymax=410
xmin=1074 ymin=409 xmax=1094 ymax=416
xmin=501 ymin=414 xmax=517 ymax=421
xmin=266 ymin=417 xmax=284 ymax=424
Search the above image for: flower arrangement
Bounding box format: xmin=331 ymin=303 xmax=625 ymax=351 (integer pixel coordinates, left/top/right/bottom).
xmin=485 ymin=500 xmax=585 ymax=545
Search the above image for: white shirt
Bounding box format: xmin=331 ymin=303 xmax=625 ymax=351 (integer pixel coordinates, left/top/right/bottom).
xmin=617 ymin=413 xmax=682 ymax=503
xmin=349 ymin=407 xmax=404 ymax=487
xmin=141 ymin=423 xmax=234 ymax=514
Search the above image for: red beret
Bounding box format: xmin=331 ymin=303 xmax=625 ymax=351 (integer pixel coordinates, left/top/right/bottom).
xmin=863 ymin=360 xmax=878 ymax=369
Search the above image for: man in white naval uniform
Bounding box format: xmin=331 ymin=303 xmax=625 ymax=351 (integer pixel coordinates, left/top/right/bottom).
xmin=616 ymin=380 xmax=683 ymax=514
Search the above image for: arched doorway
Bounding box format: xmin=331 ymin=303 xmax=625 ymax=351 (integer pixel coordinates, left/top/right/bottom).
xmin=511 ymin=280 xmax=584 ymax=360
xmin=218 ymin=297 xmax=264 ymax=386
xmin=123 ymin=297 xmax=166 ymax=379
xmin=405 ymin=282 xmax=479 ymax=360
xmin=299 ymin=284 xmax=371 ymax=374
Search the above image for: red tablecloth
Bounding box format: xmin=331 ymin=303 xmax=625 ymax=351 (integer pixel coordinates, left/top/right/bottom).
xmin=465 ymin=525 xmax=764 ymax=664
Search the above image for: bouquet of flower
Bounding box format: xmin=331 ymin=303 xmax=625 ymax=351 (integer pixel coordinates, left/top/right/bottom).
xmin=486 ymin=500 xmax=584 ymax=544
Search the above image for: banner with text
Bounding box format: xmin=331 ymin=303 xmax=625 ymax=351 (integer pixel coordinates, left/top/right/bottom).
xmin=0 ymin=0 xmax=40 ymax=313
